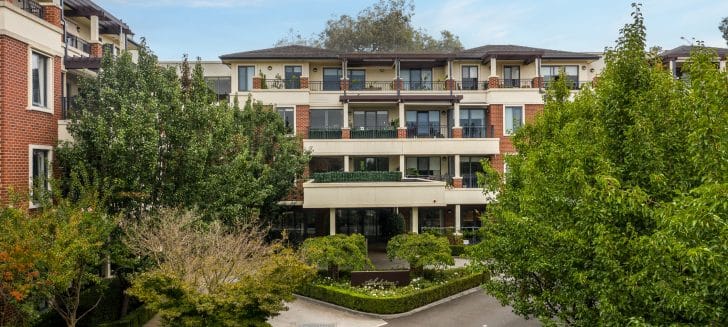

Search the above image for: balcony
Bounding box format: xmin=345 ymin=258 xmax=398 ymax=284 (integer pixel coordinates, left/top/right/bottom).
xmin=66 ymin=34 xmax=90 ymax=54
xmin=303 ymin=177 xmax=446 ymax=208
xmin=16 ymin=0 xmax=43 ymax=19
xmin=461 ymin=125 xmax=494 ymax=138
xmin=308 ymin=128 xmax=342 ymax=139
xmin=350 ymin=127 xmax=397 ymax=139
xmin=259 ymin=79 xmax=302 ymax=90
xmin=406 ymin=123 xmax=450 ymax=138
xmin=485 ymin=79 xmax=536 ymax=90
xmin=303 ymin=138 xmax=499 ymax=156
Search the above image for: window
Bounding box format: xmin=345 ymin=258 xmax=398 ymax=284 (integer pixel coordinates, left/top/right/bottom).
xmin=310 ymin=157 xmax=344 ymax=173
xmin=406 ymin=157 xmax=441 ymax=177
xmin=460 ymin=108 xmax=487 ymax=138
xmin=460 ymin=157 xmax=484 ymax=188
xmin=353 ymin=110 xmax=388 ymax=129
xmin=348 ymin=70 xmax=366 ymax=90
xmin=405 ymin=110 xmax=441 ymax=137
xmin=310 ymin=109 xmax=343 ymax=129
xmin=401 ymin=68 xmax=433 ymax=90
xmin=31 ymin=149 xmax=50 ymax=190
xmin=323 ymin=68 xmax=341 ymax=91
xmin=284 ymin=66 xmax=302 ymax=89
xmin=237 ymin=66 xmax=254 ymax=91
xmin=353 ymin=157 xmax=389 ymax=171
xmin=504 ymin=106 xmax=523 ymax=135
xmin=276 ymin=107 xmax=294 ymax=134
xmin=503 ymin=65 xmax=520 ymax=88
xmin=461 ymin=66 xmax=478 ymax=90
xmin=540 ymin=65 xmax=578 ymax=89
xmin=419 ymin=208 xmax=443 ymax=232
xmin=31 ymin=52 xmax=48 ymax=108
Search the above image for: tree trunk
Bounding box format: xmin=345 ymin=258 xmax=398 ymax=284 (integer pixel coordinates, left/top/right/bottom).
xmin=328 ymin=264 xmax=340 ymax=280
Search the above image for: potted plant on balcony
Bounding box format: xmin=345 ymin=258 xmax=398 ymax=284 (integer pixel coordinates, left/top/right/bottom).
xmin=259 ymin=70 xmax=268 ymax=89
xmin=274 ymin=73 xmax=284 ymax=89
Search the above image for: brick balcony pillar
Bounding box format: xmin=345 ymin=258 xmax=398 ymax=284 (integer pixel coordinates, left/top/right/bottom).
xmin=452 ymin=177 xmax=463 ymax=188
xmin=89 ymin=43 xmax=103 ymax=58
xmin=451 ymin=127 xmax=462 ymax=138
xmin=591 ymin=76 xmax=599 ymax=87
xmin=341 ymin=128 xmax=350 ymax=139
xmin=340 ymin=79 xmax=349 ymax=91
xmin=41 ymin=5 xmax=62 ymax=28
xmin=252 ymin=77 xmax=262 ymax=89
xmin=531 ymin=77 xmax=544 ymax=88
xmin=445 ymin=79 xmax=456 ymax=91
xmin=397 ymin=127 xmax=407 ymax=138
xmin=295 ymin=105 xmax=310 ymax=137
xmin=300 ymin=77 xmax=309 ymax=89
xmin=488 ymin=77 xmax=500 ymax=89
xmin=393 ymin=78 xmax=403 ymax=91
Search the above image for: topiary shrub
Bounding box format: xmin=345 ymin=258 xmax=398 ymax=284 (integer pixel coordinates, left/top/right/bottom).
xmin=386 ymin=233 xmax=453 ymax=277
xmin=300 ymin=234 xmax=373 ymax=279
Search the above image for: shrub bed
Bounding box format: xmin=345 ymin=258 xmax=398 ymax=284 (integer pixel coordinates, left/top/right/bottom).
xmin=312 ymin=171 xmax=401 ymax=183
xmin=450 ymin=244 xmax=465 ymax=257
xmin=97 ymin=305 xmax=156 ymax=327
xmin=297 ymin=269 xmax=486 ymax=314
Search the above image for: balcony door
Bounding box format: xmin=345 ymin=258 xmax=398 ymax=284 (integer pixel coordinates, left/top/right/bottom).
xmin=503 ymin=66 xmax=520 ymax=88
xmin=402 ymin=68 xmax=433 ymax=90
xmin=284 ymin=66 xmax=302 ymax=89
xmin=406 ymin=110 xmax=440 ymax=137
xmin=460 ymin=108 xmax=487 ymax=137
xmin=462 ymin=65 xmax=478 ymax=90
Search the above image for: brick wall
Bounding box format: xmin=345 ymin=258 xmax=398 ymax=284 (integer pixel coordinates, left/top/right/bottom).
xmin=41 ymin=5 xmax=62 ymax=28
xmin=295 ymin=105 xmax=310 ymax=138
xmin=488 ymin=103 xmax=544 ymax=172
xmin=0 ymin=36 xmax=60 ymax=203
xmin=90 ymin=43 xmax=102 ymax=58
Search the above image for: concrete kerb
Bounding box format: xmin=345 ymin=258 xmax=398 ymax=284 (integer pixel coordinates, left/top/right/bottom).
xmin=293 ymin=286 xmax=482 ymax=320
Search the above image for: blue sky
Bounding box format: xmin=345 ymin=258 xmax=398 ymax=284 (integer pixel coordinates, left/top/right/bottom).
xmin=99 ymin=0 xmax=727 ymax=60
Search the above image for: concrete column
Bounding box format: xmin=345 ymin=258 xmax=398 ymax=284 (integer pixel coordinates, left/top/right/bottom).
xmin=455 ymin=204 xmax=462 ymax=234
xmin=399 ymin=155 xmax=405 ymax=178
xmin=329 ymin=208 xmax=336 ymax=235
xmin=453 ymin=103 xmax=460 ymax=127
xmin=669 ymin=60 xmax=676 ymax=77
xmin=489 ymin=57 xmax=497 ymax=77
xmin=411 ymin=207 xmax=419 ymax=233
xmin=344 ymin=155 xmax=350 ymax=172
xmin=90 ymin=15 xmax=100 ymax=43
xmin=720 ymin=59 xmax=726 ymax=72
xmin=454 ymin=154 xmax=461 ymax=178
xmin=119 ymin=32 xmax=126 ymax=51
xmin=343 ymin=103 xmax=349 ymax=128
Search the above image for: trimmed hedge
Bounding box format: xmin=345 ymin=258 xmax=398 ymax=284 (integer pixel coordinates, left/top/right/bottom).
xmin=312 ymin=171 xmax=401 ymax=183
xmin=297 ymin=272 xmax=486 ymax=314
xmin=97 ymin=305 xmax=156 ymax=327
xmin=450 ymin=244 xmax=465 ymax=257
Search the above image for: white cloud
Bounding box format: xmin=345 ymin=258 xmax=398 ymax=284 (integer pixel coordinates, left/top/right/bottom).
xmin=107 ymin=0 xmax=262 ymax=8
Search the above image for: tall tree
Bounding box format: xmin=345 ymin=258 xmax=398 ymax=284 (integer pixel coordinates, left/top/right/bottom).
xmin=284 ymin=0 xmax=463 ymax=52
xmin=58 ymin=45 xmax=308 ymax=223
xmin=470 ymin=3 xmax=728 ymax=325
xmin=720 ymin=16 xmax=728 ymax=46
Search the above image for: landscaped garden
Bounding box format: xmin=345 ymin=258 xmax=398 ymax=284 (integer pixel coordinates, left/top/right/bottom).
xmin=296 ymin=233 xmax=485 ymax=314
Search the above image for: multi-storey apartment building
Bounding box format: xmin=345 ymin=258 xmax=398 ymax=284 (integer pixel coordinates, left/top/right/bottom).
xmin=220 ymin=45 xmax=603 ymax=241
xmin=0 ymin=0 xmax=135 ymax=205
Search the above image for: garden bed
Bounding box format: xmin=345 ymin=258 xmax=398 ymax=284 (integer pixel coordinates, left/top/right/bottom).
xmin=297 ymin=268 xmax=486 ymax=314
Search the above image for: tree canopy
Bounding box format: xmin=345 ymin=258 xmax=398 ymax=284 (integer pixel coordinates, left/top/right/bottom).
xmin=720 ymin=16 xmax=728 ymax=46
xmin=275 ymin=0 xmax=463 ymax=52
xmin=58 ymin=47 xmax=308 ymax=224
xmin=470 ymin=3 xmax=728 ymax=326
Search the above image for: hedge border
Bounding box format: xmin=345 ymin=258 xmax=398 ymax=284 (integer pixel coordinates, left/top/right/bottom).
xmin=97 ymin=305 xmax=156 ymax=327
xmin=297 ymin=272 xmax=486 ymax=314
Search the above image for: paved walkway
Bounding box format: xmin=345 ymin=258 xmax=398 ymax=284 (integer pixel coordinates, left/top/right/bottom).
xmin=269 ymin=291 xmax=539 ymax=327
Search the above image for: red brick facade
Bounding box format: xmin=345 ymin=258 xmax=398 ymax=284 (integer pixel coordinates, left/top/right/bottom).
xmin=487 ymin=103 xmax=544 ymax=173
xmin=339 ymin=79 xmax=349 ymax=91
xmin=90 ymin=43 xmax=102 ymax=58
xmin=252 ymin=77 xmax=262 ymax=89
xmin=452 ymin=178 xmax=463 ymax=188
xmin=295 ymin=105 xmax=310 ymax=138
xmin=397 ymin=127 xmax=407 ymax=138
xmin=488 ymin=77 xmax=500 ymax=89
xmin=41 ymin=5 xmax=62 ymax=28
xmin=341 ymin=128 xmax=350 ymax=139
xmin=0 ymin=36 xmax=60 ymax=202
xmin=299 ymin=76 xmax=309 ymax=89
xmin=451 ymin=127 xmax=462 ymax=138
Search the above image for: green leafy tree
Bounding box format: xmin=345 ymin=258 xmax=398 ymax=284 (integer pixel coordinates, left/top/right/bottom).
xmin=124 ymin=209 xmax=314 ymax=327
xmin=306 ymin=0 xmax=463 ymax=52
xmin=299 ymin=234 xmax=372 ymax=279
xmin=470 ymin=3 xmax=728 ymax=325
xmin=720 ymin=16 xmax=728 ymax=46
xmin=386 ymin=233 xmax=453 ymax=276
xmin=58 ymin=45 xmax=307 ymax=224
xmin=0 ymin=186 xmax=114 ymax=327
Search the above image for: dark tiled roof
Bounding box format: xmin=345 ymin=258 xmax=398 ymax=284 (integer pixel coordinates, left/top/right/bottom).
xmin=219 ymin=45 xmax=340 ymax=60
xmin=64 ymin=0 xmax=132 ymax=35
xmin=660 ymin=45 xmax=728 ymax=60
xmin=456 ymin=45 xmax=600 ymax=60
xmin=220 ymin=44 xmax=600 ymax=61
